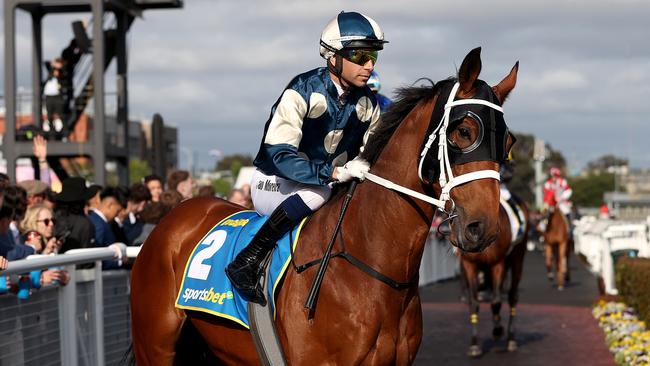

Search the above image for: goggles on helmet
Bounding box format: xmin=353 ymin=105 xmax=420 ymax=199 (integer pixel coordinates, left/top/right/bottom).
xmin=337 ymin=49 xmax=378 ymax=66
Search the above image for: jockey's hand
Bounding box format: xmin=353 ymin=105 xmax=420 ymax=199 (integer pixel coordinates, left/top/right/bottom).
xmin=334 ymin=157 xmax=370 ymax=182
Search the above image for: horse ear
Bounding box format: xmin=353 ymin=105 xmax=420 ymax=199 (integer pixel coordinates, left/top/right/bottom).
xmin=493 ymin=61 xmax=519 ymax=103
xmin=458 ymin=47 xmax=482 ymax=95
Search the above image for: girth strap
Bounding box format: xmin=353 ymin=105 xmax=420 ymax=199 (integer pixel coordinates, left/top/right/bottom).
xmin=293 ymin=250 xmax=415 ymax=290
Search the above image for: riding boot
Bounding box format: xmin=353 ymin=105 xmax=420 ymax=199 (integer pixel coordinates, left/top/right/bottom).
xmin=225 ymin=205 xmax=295 ymax=305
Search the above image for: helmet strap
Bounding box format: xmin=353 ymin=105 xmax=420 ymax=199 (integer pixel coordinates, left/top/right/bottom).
xmin=328 ymin=54 xmax=352 ymax=92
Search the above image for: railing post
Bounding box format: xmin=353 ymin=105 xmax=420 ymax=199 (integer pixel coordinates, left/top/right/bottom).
xmin=59 ymin=264 xmax=78 ymax=366
xmin=94 ymin=261 xmax=105 ymax=366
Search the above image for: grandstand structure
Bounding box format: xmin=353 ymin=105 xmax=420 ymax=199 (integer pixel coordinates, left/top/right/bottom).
xmin=2 ymin=0 xmax=182 ymax=184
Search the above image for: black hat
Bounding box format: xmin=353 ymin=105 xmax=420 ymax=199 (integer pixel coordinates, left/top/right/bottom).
xmin=55 ymin=177 xmax=95 ymax=202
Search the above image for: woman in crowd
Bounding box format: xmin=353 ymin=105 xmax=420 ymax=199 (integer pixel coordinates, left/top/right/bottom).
xmin=166 ymin=170 xmax=194 ymax=200
xmin=22 ymin=204 xmax=61 ymax=254
xmin=143 ymin=175 xmax=163 ymax=202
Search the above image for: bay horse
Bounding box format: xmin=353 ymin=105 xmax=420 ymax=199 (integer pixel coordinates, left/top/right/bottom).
xmin=459 ymin=195 xmax=529 ymax=357
xmin=542 ymin=206 xmax=570 ymax=290
xmin=130 ymin=47 xmax=519 ymax=365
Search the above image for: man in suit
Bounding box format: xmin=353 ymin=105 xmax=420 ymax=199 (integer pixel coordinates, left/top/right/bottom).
xmin=88 ymin=187 xmax=127 ymax=269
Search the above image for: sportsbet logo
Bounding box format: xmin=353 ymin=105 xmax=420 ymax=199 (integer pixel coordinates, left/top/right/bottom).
xmin=182 ymin=287 xmax=234 ymax=304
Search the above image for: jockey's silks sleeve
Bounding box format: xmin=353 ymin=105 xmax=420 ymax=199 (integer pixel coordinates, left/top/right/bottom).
xmin=254 ymin=67 xmax=381 ymax=186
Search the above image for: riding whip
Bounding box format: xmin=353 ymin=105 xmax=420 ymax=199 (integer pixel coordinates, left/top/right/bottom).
xmin=304 ymin=180 xmax=358 ymax=319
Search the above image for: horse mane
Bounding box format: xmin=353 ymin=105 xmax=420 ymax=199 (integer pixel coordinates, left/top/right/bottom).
xmin=360 ymin=78 xmax=454 ymax=164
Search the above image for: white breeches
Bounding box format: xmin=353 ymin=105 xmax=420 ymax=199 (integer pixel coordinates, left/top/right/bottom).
xmin=250 ymin=169 xmax=332 ymax=216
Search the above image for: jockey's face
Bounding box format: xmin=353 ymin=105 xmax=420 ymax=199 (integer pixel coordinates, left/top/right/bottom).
xmin=331 ymin=51 xmax=375 ymax=88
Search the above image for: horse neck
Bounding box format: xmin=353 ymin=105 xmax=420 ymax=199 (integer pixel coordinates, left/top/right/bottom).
xmin=325 ymin=98 xmax=438 ymax=283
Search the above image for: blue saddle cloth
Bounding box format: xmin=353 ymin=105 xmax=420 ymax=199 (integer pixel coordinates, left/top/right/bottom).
xmin=175 ymin=210 xmax=305 ymax=329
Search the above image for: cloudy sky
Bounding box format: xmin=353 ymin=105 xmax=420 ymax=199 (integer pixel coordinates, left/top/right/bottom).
xmin=2 ymin=0 xmax=650 ymax=172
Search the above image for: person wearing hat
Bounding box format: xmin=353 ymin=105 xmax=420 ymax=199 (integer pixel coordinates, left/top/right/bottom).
xmin=18 ymin=180 xmax=49 ymax=208
xmin=53 ymin=177 xmax=96 ymax=253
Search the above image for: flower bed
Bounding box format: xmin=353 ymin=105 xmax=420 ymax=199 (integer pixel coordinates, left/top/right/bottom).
xmin=593 ymin=300 xmax=650 ymax=365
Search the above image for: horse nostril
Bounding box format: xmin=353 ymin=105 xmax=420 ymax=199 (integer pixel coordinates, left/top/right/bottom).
xmin=465 ymin=220 xmax=485 ymax=243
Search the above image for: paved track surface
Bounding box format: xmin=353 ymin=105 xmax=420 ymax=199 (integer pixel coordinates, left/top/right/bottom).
xmin=414 ymin=250 xmax=615 ymax=365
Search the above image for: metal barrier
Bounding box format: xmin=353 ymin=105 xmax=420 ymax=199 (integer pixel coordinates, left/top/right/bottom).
xmin=0 ymin=235 xmax=456 ymax=366
xmin=0 ymin=246 xmax=129 ymax=366
xmin=419 ymin=230 xmax=459 ymax=286
xmin=574 ymin=216 xmax=650 ymax=294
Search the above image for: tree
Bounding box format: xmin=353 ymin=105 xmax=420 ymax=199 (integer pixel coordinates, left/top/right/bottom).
xmin=585 ymin=155 xmax=629 ymax=173
xmin=129 ymin=159 xmax=152 ymax=185
xmin=569 ymin=172 xmax=615 ymax=207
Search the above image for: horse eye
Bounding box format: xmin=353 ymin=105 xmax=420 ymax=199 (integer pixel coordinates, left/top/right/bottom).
xmin=459 ymin=128 xmax=471 ymax=139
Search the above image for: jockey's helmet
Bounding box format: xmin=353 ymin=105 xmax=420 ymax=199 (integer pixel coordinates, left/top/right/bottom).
xmin=367 ymin=71 xmax=381 ymax=93
xmin=550 ymin=167 xmax=562 ymax=177
xmin=319 ymin=11 xmax=387 ymax=60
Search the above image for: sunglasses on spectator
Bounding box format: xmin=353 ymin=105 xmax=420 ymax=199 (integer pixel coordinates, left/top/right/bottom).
xmin=338 ymin=49 xmax=378 ymax=66
xmin=37 ymin=218 xmax=56 ymax=226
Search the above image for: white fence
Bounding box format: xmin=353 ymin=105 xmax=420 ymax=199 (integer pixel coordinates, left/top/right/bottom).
xmin=418 ymin=231 xmax=459 ymax=286
xmin=0 ymin=233 xmax=456 ymax=366
xmin=574 ymin=216 xmax=650 ymax=294
xmin=0 ymin=246 xmax=131 ymax=366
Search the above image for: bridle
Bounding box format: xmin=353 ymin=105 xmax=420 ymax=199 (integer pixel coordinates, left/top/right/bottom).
xmin=364 ymin=81 xmax=505 ymax=219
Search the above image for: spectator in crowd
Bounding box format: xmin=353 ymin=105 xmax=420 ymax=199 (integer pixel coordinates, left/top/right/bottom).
xmin=32 ymin=135 xmax=52 ymax=186
xmin=21 ymin=204 xmax=61 ymax=255
xmin=114 ymin=183 xmax=151 ymax=245
xmin=86 ymin=184 xmax=102 ymax=213
xmin=54 ymin=177 xmax=96 ymax=253
xmin=0 ymin=255 xmax=7 ymax=270
xmin=42 ymin=59 xmax=66 ymax=137
xmin=197 ymin=185 xmax=216 ymax=198
xmin=0 ymin=194 xmax=34 ymax=260
xmin=43 ymin=188 xmax=56 ymax=210
xmin=132 ymin=199 xmax=175 ymax=246
xmin=167 ymin=170 xmax=194 ymax=200
xmin=160 ymin=190 xmax=183 ymax=209
xmin=143 ymin=175 xmax=163 ymax=202
xmin=18 ymin=180 xmax=48 ymax=208
xmin=88 ymin=187 xmax=127 ymax=269
xmin=227 ymin=188 xmax=253 ymax=209
xmin=4 ymin=186 xmax=28 ymax=247
xmin=21 ymin=205 xmax=70 ymax=285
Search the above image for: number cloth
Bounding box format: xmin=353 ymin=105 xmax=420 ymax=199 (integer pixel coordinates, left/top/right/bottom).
xmin=175 ymin=211 xmax=307 ymax=329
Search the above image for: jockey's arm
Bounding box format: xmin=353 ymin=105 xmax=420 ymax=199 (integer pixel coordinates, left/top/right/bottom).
xmin=259 ymin=89 xmax=334 ymax=186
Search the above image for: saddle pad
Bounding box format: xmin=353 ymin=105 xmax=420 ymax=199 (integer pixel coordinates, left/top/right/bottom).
xmin=175 ymin=210 xmax=306 ymax=329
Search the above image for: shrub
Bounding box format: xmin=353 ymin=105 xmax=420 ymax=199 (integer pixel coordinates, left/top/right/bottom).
xmin=616 ymin=257 xmax=650 ymax=324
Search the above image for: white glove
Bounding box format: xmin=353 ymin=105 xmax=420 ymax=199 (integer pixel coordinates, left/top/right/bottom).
xmin=335 ymin=157 xmax=370 ymax=182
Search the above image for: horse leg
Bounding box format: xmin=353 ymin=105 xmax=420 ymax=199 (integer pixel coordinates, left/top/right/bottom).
xmin=557 ymin=240 xmax=568 ymax=290
xmin=461 ymin=260 xmax=482 ymax=358
xmin=396 ymin=290 xmax=423 ymax=366
xmin=131 ymin=243 xmax=186 ymax=365
xmin=506 ymin=243 xmax=525 ymax=352
xmin=489 ymin=262 xmax=505 ymax=341
xmin=565 ymin=239 xmax=573 ymax=283
xmin=544 ymin=243 xmax=554 ymax=281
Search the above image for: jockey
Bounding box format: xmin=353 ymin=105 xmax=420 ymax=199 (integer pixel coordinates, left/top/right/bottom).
xmin=499 ymin=159 xmax=525 ymax=239
xmin=543 ymin=167 xmax=573 ymax=215
xmin=367 ymin=71 xmax=392 ymax=113
xmin=226 ymin=11 xmax=387 ymax=304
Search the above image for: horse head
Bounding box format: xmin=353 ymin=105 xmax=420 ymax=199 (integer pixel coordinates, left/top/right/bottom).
xmin=436 ymin=47 xmax=518 ymax=252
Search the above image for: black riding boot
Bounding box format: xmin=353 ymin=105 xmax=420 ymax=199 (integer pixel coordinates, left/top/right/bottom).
xmin=225 ymin=206 xmax=294 ymax=305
